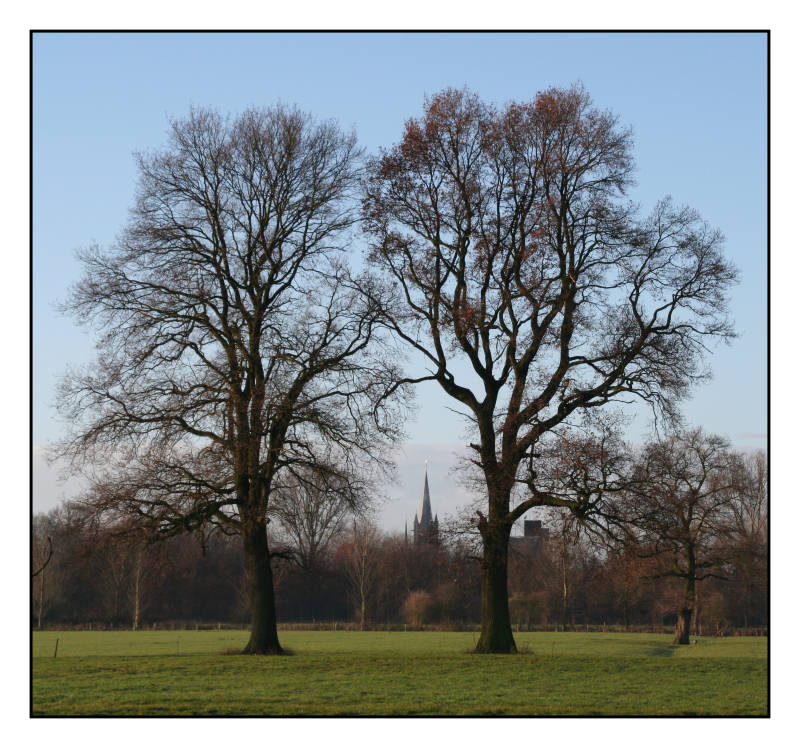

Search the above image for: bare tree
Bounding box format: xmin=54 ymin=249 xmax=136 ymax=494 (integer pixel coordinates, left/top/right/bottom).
xmin=363 ymin=85 xmax=737 ymax=652
xmin=551 ymin=510 xmax=580 ymax=631
xmin=32 ymin=518 xmax=54 ymax=628
xmin=122 ymin=527 xmax=165 ymax=631
xmin=724 ymin=449 xmax=767 ymax=630
xmin=56 ymin=106 xmax=407 ymax=654
xmin=624 ymin=428 xmax=740 ymax=644
xmin=31 ymin=536 xmax=53 ymax=580
xmin=729 ymin=450 xmax=767 ymax=552
xmin=270 ymin=465 xmax=357 ymax=572
xmin=344 ymin=518 xmax=381 ymax=630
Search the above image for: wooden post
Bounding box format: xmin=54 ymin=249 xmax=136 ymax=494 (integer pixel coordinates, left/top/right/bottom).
xmin=53 ymin=638 xmax=59 ymax=658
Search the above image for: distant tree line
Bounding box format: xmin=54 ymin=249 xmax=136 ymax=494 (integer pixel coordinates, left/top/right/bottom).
xmin=32 ymin=443 xmax=765 ymax=635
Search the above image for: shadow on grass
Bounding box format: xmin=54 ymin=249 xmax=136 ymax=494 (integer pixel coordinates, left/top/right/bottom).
xmin=221 ymin=647 xmax=295 ymax=656
xmin=643 ymin=644 xmax=679 ymax=657
xmin=465 ymin=645 xmax=535 ymax=656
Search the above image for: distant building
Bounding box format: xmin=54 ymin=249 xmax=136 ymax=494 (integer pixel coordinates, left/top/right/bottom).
xmin=509 ymin=519 xmax=550 ymax=552
xmin=412 ymin=467 xmax=439 ymax=545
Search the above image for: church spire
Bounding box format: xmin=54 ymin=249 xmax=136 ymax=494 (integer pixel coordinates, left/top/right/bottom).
xmin=419 ymin=462 xmax=433 ymax=525
xmin=413 ymin=462 xmax=439 ymax=546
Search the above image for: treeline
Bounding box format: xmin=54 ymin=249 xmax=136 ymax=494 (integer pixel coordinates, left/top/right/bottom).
xmin=32 ymin=494 xmax=766 ymax=635
xmin=30 ymin=508 xmax=476 ymax=629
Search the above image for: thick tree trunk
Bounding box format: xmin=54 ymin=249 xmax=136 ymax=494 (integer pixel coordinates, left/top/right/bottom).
xmin=475 ymin=521 xmax=516 ymax=654
xmin=674 ymin=577 xmax=696 ymax=645
xmin=241 ymin=519 xmax=283 ymax=655
xmin=674 ymin=606 xmax=692 ymax=645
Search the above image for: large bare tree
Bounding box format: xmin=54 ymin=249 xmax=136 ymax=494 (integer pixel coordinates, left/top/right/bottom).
xmin=56 ymin=106 xmax=406 ymax=654
xmin=363 ymin=85 xmax=737 ymax=652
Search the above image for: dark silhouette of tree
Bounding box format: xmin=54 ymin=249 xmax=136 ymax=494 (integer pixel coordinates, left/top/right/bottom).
xmin=363 ymin=85 xmax=737 ymax=652
xmin=56 ymin=106 xmax=407 ymax=653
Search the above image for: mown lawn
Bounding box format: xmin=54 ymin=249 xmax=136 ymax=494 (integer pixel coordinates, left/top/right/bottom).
xmin=32 ymin=631 xmax=767 ymax=716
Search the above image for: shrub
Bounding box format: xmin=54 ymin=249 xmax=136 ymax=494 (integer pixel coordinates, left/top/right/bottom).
xmin=402 ymin=590 xmax=435 ymax=627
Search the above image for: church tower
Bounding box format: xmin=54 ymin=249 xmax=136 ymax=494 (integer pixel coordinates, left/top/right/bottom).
xmin=412 ymin=464 xmax=439 ymax=545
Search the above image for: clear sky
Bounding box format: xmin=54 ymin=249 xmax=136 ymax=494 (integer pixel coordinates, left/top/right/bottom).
xmin=33 ymin=31 xmax=767 ymax=531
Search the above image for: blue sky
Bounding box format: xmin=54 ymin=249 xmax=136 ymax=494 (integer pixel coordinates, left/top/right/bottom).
xmin=33 ymin=31 xmax=767 ymax=530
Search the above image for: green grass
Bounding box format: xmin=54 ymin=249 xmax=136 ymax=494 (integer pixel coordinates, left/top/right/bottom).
xmin=32 ymin=630 xmax=767 ymax=716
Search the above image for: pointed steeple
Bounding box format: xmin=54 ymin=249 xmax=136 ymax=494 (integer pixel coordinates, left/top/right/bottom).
xmin=419 ymin=463 xmax=433 ymax=526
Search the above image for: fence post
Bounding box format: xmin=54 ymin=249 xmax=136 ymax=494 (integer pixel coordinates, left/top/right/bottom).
xmin=53 ymin=638 xmax=59 ymax=658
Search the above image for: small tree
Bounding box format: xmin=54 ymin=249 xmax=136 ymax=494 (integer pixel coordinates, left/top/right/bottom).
xmin=624 ymin=428 xmax=740 ymax=644
xmin=402 ymin=590 xmax=434 ymax=628
xmin=603 ymin=544 xmax=654 ymax=631
xmin=727 ymin=450 xmax=768 ymax=628
xmin=270 ymin=465 xmax=356 ymax=573
xmin=32 ymin=517 xmax=55 ymax=628
xmin=343 ymin=518 xmax=380 ymax=630
xmin=551 ymin=510 xmax=581 ymax=631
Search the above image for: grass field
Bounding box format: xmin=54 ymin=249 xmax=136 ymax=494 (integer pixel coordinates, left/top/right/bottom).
xmin=32 ymin=630 xmax=768 ymax=716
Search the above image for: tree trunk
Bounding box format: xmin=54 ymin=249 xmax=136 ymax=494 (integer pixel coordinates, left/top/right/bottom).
xmin=674 ymin=606 xmax=692 ymax=645
xmin=132 ymin=546 xmax=142 ymax=631
xmin=241 ymin=518 xmax=283 ymax=655
xmin=359 ymin=548 xmax=368 ymax=631
xmin=674 ymin=577 xmax=695 ymax=645
xmin=475 ymin=520 xmax=516 ymax=654
xmin=37 ymin=569 xmax=45 ymax=630
xmin=560 ymin=538 xmax=568 ymax=631
xmin=623 ymin=590 xmax=630 ymax=632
